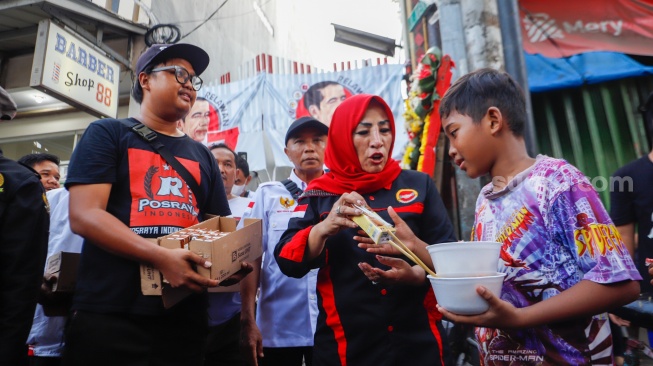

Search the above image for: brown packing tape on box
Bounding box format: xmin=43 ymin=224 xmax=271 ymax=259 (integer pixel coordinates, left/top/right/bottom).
xmin=140 ymin=239 xmax=162 ymax=296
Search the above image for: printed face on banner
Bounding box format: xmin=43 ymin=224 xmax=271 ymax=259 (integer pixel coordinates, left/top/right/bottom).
xmin=199 ymin=64 xmax=407 ymax=173
xmin=296 ymin=81 xmax=353 ymax=126
xmin=182 ymin=99 xmax=210 ymax=142
xmin=310 ymin=83 xmax=346 ymax=126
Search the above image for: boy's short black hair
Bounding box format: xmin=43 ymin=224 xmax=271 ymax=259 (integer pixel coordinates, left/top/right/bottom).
xmin=440 ymin=68 xmax=526 ymax=137
xmin=17 ymin=153 xmax=60 ymax=169
xmin=236 ymin=154 xmax=250 ymax=177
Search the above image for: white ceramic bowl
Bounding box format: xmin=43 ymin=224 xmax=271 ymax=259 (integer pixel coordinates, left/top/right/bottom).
xmin=427 ymin=272 xmax=506 ymax=315
xmin=427 ymin=241 xmax=502 ymax=277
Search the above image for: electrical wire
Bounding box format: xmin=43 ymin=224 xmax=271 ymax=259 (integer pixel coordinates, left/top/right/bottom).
xmin=180 ymin=0 xmax=230 ymax=41
xmin=174 ymin=0 xmax=273 ymax=24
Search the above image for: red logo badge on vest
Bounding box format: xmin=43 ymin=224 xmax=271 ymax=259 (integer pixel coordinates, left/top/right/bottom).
xmin=396 ymin=189 xmax=418 ymax=203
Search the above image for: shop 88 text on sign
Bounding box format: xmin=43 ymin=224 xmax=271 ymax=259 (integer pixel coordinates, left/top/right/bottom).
xmin=31 ymin=20 xmax=119 ymax=118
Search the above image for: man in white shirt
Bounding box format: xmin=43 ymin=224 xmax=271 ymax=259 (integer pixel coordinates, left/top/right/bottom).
xmin=234 ymin=155 xmax=256 ymax=199
xmin=210 ymin=143 xmax=252 ymax=219
xmin=206 ymin=143 xmax=254 ymax=365
xmin=240 ymin=117 xmax=328 ymax=366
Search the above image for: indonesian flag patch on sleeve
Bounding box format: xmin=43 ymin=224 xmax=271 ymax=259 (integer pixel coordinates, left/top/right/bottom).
xmin=241 ymin=200 xmax=255 ymax=216
xmin=291 ymin=204 xmax=308 ymax=218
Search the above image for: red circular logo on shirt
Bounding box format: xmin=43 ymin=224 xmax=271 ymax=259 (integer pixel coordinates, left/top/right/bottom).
xmin=396 ymin=189 xmax=418 ymax=203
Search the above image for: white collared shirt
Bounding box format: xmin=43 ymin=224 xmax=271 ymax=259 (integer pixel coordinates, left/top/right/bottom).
xmin=240 ymin=170 xmax=318 ymax=347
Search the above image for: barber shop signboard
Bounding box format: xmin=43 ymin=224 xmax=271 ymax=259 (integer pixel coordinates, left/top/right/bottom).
xmin=31 ymin=19 xmax=119 ymax=118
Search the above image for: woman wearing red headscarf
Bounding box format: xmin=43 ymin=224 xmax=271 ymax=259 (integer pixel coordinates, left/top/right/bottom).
xmin=274 ymin=94 xmax=456 ymax=366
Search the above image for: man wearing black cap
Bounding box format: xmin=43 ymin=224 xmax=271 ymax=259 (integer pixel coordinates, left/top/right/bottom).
xmin=239 ymin=116 xmax=328 ymax=366
xmin=0 ymin=101 xmax=49 ymax=364
xmin=63 ymin=43 xmax=251 ymax=366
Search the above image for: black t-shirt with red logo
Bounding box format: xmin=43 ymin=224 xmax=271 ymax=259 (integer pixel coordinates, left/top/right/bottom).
xmin=66 ymin=118 xmax=230 ymax=315
xmin=275 ymin=169 xmax=456 ymax=366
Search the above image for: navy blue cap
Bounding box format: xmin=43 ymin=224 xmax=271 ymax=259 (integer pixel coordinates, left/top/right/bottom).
xmin=135 ymin=43 xmax=210 ymax=76
xmin=285 ymin=116 xmax=329 ymax=145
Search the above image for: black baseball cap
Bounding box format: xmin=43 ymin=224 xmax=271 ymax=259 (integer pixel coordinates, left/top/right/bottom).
xmin=285 ymin=116 xmax=329 ymax=145
xmin=135 ymin=43 xmax=210 ymax=77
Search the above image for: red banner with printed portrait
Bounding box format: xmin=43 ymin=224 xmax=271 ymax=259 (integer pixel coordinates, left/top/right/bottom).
xmin=520 ymin=0 xmax=653 ymax=58
xmin=207 ymin=127 xmax=240 ymax=151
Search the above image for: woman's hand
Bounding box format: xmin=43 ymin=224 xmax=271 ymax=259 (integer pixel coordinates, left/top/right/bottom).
xmin=314 ymin=192 xmax=365 ymax=239
xmin=358 ymin=255 xmax=426 ymax=286
xmin=307 ymin=192 xmax=365 ymax=260
xmin=357 ymin=206 xmax=422 ymax=254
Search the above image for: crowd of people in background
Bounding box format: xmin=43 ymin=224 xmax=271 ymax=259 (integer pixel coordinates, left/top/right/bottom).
xmin=1 ymin=41 xmax=652 ymax=366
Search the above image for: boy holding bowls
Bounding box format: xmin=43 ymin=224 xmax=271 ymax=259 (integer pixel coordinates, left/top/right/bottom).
xmin=360 ymin=68 xmax=640 ymax=365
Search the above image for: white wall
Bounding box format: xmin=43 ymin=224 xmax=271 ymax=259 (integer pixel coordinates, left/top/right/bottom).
xmin=150 ymin=0 xmax=403 ymax=83
xmin=90 ymin=0 xmax=152 ymax=24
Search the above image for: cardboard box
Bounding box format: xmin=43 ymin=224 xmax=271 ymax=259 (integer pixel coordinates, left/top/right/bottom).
xmin=352 ymin=214 xmax=396 ymax=244
xmin=186 ymin=217 xmax=262 ymax=290
xmin=46 ymin=251 xmax=81 ymax=292
xmin=140 ymin=239 xmax=162 ymax=296
xmin=139 ymin=216 xmax=262 ymax=304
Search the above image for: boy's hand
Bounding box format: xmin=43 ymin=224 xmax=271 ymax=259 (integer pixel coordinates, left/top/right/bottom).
xmin=437 ymin=286 xmax=524 ymax=329
xmin=649 ymin=263 xmax=653 ymax=285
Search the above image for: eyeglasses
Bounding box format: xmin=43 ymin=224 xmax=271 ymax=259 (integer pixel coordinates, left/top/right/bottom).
xmin=150 ymin=66 xmax=203 ymax=91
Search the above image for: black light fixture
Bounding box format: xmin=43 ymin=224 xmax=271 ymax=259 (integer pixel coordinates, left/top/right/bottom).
xmin=332 ymin=23 xmax=401 ymax=57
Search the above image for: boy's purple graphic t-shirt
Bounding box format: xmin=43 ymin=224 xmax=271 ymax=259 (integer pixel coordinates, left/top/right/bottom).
xmin=472 ymin=156 xmax=640 ymax=366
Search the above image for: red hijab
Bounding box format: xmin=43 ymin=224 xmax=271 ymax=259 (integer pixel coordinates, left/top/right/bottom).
xmin=306 ymin=94 xmax=402 ymax=195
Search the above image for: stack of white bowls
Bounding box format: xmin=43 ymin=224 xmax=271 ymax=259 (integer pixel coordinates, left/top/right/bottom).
xmin=426 ymin=241 xmax=505 ymax=315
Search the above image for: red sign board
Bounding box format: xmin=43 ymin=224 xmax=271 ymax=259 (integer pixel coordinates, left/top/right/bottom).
xmin=520 ymin=0 xmax=653 ymax=58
